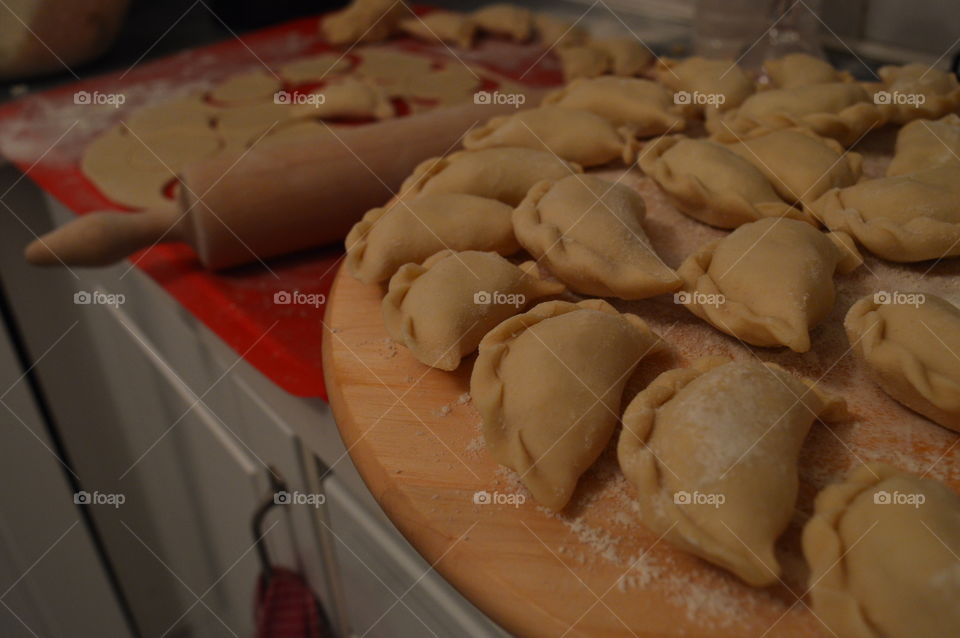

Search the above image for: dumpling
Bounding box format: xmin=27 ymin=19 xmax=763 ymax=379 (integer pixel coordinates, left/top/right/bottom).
xmin=532 ymin=13 xmax=588 ymax=49
xmin=399 ymin=147 xmax=582 ymax=206
xmin=462 ymin=107 xmax=635 ymax=167
xmin=555 ymin=45 xmax=610 ymax=81
xmin=590 ymin=37 xmax=652 ymax=76
xmin=845 ymin=293 xmax=960 ymax=431
xmin=383 ymin=250 xmax=564 ymax=370
xmin=803 ymin=463 xmax=960 ymax=638
xmin=723 ymin=128 xmax=863 ymax=207
xmin=653 ymin=56 xmax=754 ymax=113
xmin=471 ymin=3 xmax=533 ymax=41
xmin=619 ymin=357 xmax=846 ymax=586
xmin=544 ymin=76 xmax=685 ymax=136
xmin=398 ymin=11 xmax=477 ymax=49
xmin=763 ymin=53 xmax=851 ymax=88
xmin=873 ymin=63 xmax=960 ymax=125
xmin=638 ymin=135 xmax=804 ymax=228
xmin=296 ymin=78 xmax=394 ymax=120
xmin=345 ymin=193 xmax=520 ymax=283
xmin=512 ymin=175 xmax=681 ymax=299
xmin=808 ymin=163 xmax=960 ymax=262
xmin=886 ymin=114 xmax=960 ymax=176
xmin=706 ymin=82 xmax=884 ymax=147
xmin=676 ymin=218 xmax=862 ymax=352
xmin=472 ymin=299 xmax=665 ymax=511
xmin=321 ymin=0 xmax=404 ymax=45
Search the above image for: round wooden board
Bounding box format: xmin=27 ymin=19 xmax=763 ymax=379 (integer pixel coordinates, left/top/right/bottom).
xmin=322 ymin=164 xmax=960 ymax=638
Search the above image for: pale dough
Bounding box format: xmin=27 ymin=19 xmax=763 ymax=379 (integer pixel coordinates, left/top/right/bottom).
xmin=278 ymin=54 xmax=350 ymax=84
xmin=399 ymin=12 xmax=477 ymax=49
xmin=210 ymin=70 xmax=282 ymax=105
xmin=471 ymin=3 xmax=533 ymax=42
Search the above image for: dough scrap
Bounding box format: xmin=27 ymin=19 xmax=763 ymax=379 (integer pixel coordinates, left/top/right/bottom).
xmin=399 ymin=11 xmax=477 ymax=49
xmin=803 ymin=463 xmax=960 ymax=638
xmin=845 ymin=293 xmax=960 ymax=431
xmin=763 ymin=53 xmax=852 ymax=88
xmin=383 ymin=250 xmax=564 ymax=370
xmin=873 ymin=63 xmax=960 ymax=125
xmin=512 ymin=175 xmax=681 ymax=299
xmin=808 ymin=163 xmax=960 ymax=262
xmin=533 ymin=13 xmax=587 ymax=49
xmin=556 ymin=45 xmax=610 ymax=81
xmin=296 ymin=77 xmax=394 ymax=120
xmin=638 ymin=135 xmax=804 ymax=229
xmin=399 ymin=147 xmax=582 ymax=206
xmin=82 ymin=125 xmax=221 ymax=210
xmin=210 ymin=71 xmax=282 ymax=105
xmin=706 ymin=82 xmax=884 ymax=146
xmin=886 ymin=113 xmax=960 ymax=176
xmin=472 ymin=298 xmax=665 ymax=511
xmin=723 ymin=127 xmax=863 ymax=207
xmin=471 ymin=3 xmax=533 ymax=41
xmin=216 ymin=101 xmax=296 ymax=147
xmin=544 ymin=76 xmax=685 ymax=136
xmin=393 ymin=64 xmax=480 ymax=104
xmin=321 ymin=0 xmax=405 ymax=45
xmin=462 ymin=106 xmax=635 ymax=167
xmin=591 ymin=37 xmax=652 ymax=77
xmin=654 ymin=56 xmax=754 ymax=113
xmin=257 ymin=120 xmax=337 ymax=150
xmin=345 ymin=193 xmax=520 ymax=283
xmin=676 ymin=217 xmax=862 ymax=352
xmin=124 ymin=95 xmax=218 ymax=135
xmin=619 ymin=357 xmax=846 ymax=586
xmin=355 ymin=47 xmax=435 ymax=86
xmin=278 ymin=54 xmax=350 ymax=84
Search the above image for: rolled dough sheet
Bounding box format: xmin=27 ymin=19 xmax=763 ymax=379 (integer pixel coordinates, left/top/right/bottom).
xmin=124 ymin=94 xmax=219 ymax=135
xmin=279 ymin=54 xmax=351 ymax=84
xmin=355 ymin=46 xmax=435 ymax=86
xmin=210 ymin=70 xmax=282 ymax=105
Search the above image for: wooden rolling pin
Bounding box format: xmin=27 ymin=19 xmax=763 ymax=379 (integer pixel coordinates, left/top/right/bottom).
xmin=25 ymin=97 xmax=537 ymax=270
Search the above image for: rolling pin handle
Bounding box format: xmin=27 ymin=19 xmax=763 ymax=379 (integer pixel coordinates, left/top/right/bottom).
xmin=24 ymin=208 xmax=184 ymax=268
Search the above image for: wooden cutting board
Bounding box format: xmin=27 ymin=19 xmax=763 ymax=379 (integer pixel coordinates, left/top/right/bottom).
xmin=321 ymin=155 xmax=960 ymax=637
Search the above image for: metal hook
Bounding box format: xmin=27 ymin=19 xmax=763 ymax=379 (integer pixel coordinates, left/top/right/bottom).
xmin=252 ymin=466 xmax=287 ymax=584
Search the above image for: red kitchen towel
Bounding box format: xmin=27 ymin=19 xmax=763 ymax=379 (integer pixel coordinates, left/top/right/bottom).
xmin=255 ymin=567 xmax=334 ymax=638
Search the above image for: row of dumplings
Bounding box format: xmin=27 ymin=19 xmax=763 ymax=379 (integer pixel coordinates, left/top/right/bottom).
xmin=342 ymin=61 xmax=960 ymax=637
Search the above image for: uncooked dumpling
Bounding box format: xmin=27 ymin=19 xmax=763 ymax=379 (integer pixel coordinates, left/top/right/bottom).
xmin=845 ymin=293 xmax=960 ymax=431
xmin=296 ymin=78 xmax=393 ymax=120
xmin=399 ymin=147 xmax=582 ymax=206
xmin=808 ymin=163 xmax=960 ymax=262
xmin=532 ymin=13 xmax=587 ymax=49
xmin=462 ymin=107 xmax=635 ymax=166
xmin=544 ymin=76 xmax=685 ymax=136
xmin=512 ymin=175 xmax=680 ymax=299
xmin=383 ymin=250 xmax=564 ymax=370
xmin=653 ymin=56 xmax=754 ymax=112
xmin=874 ymin=63 xmax=960 ymax=125
xmin=471 ymin=3 xmax=533 ymax=41
xmin=590 ymin=37 xmax=651 ymax=76
xmin=556 ymin=45 xmax=610 ymax=81
xmin=639 ymin=135 xmax=804 ymax=228
xmin=619 ymin=357 xmax=846 ymax=586
xmin=803 ymin=463 xmax=960 ymax=638
xmin=706 ymin=82 xmax=883 ymax=146
xmin=398 ymin=11 xmax=477 ymax=48
xmin=472 ymin=299 xmax=665 ymax=511
xmin=886 ymin=114 xmax=960 ymax=176
xmin=676 ymin=218 xmax=862 ymax=352
xmin=345 ymin=193 xmax=520 ymax=283
xmin=723 ymin=128 xmax=863 ymax=206
xmin=763 ymin=53 xmax=851 ymax=88
xmin=321 ymin=0 xmax=405 ymax=45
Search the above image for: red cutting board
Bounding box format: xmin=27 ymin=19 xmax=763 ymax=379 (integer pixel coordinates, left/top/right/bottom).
xmin=0 ymin=9 xmax=564 ymax=398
